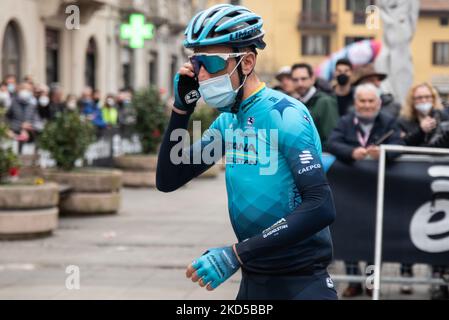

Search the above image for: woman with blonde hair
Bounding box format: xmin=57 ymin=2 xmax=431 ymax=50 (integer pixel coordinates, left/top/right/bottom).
xmin=399 ymin=82 xmax=449 ymax=147
xmin=399 ymin=82 xmax=449 ymax=300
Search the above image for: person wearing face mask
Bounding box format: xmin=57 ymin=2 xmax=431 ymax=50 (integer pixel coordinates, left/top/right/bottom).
xmin=5 ymin=82 xmax=42 ymax=149
xmin=157 ymin=4 xmax=338 ymax=300
xmin=4 ymin=74 xmax=17 ymax=97
xmin=79 ymin=87 xmax=106 ymax=133
xmin=333 ymin=59 xmax=355 ymax=117
xmin=35 ymin=84 xmax=52 ymax=121
xmin=398 ymin=83 xmax=449 ymax=300
xmin=102 ymin=94 xmax=118 ymax=128
xmin=399 ymin=83 xmax=449 ymax=148
xmin=63 ymin=94 xmax=77 ymax=112
xmin=327 ymin=84 xmax=404 ymax=298
xmin=0 ymin=82 xmax=12 ymax=110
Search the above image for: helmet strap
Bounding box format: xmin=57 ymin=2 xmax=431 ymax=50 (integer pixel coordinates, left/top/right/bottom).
xmin=231 ymin=47 xmax=246 ymax=114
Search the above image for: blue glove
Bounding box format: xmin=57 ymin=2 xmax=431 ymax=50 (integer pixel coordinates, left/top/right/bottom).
xmin=192 ymin=246 xmax=240 ymax=289
xmin=173 ymin=73 xmax=201 ymax=113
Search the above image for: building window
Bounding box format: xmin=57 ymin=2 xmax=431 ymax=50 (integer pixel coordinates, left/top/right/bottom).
xmin=433 ymin=42 xmax=449 ymax=66
xmin=301 ymin=35 xmax=330 ymax=56
xmin=1 ymin=21 xmax=22 ymax=80
xmin=121 ymin=47 xmax=134 ymax=90
xmin=46 ymin=28 xmax=59 ymax=86
xmin=346 ymin=0 xmax=375 ymax=11
xmin=149 ymin=51 xmax=158 ymax=87
xmin=302 ymin=0 xmax=330 ymax=16
xmin=441 ymin=17 xmax=449 ymax=26
xmin=85 ymin=37 xmax=97 ymax=89
xmin=345 ymin=36 xmax=373 ymax=46
xmin=346 ymin=0 xmax=375 ymax=24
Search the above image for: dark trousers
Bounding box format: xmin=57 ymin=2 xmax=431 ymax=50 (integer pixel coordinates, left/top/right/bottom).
xmin=236 ymin=269 xmax=338 ymax=300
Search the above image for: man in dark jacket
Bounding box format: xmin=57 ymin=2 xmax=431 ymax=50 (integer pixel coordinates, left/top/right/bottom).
xmin=327 ymin=83 xmax=404 ymax=297
xmin=291 ymin=63 xmax=339 ymax=146
xmin=328 ymin=83 xmax=404 ymax=163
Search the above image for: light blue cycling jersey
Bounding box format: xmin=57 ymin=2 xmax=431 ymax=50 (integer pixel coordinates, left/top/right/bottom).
xmin=205 ymin=84 xmax=334 ymax=274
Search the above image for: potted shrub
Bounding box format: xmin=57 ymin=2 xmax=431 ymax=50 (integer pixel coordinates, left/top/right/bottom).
xmin=188 ymin=104 xmax=222 ymax=177
xmin=0 ymin=109 xmax=59 ymax=239
xmin=39 ymin=111 xmax=122 ymax=215
xmin=114 ymin=87 xmax=167 ymax=187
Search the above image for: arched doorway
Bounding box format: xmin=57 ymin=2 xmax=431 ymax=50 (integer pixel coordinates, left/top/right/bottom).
xmin=85 ymin=37 xmax=97 ymax=89
xmin=1 ymin=21 xmax=22 ymax=80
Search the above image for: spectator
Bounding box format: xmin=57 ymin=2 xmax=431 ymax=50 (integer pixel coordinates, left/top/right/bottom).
xmin=327 ymin=83 xmax=404 ymax=297
xmin=333 ymin=58 xmax=355 ymax=116
xmin=35 ymin=84 xmax=52 ymax=121
xmin=328 ymin=83 xmax=403 ymax=163
xmin=117 ymin=89 xmax=136 ymax=136
xmin=353 ymin=64 xmax=401 ymax=118
xmin=47 ymin=85 xmax=66 ymax=118
xmin=65 ymin=94 xmax=79 ymax=113
xmin=274 ymin=66 xmax=298 ymax=98
xmin=4 ymin=74 xmax=17 ymax=97
xmin=399 ymin=82 xmax=449 ymax=147
xmin=399 ymin=82 xmax=449 ymax=300
xmin=102 ymin=94 xmax=118 ymax=128
xmin=291 ymin=63 xmax=339 ymax=146
xmin=80 ymin=87 xmax=106 ymax=132
xmin=93 ymin=89 xmax=101 ymax=107
xmin=5 ymin=82 xmax=43 ymax=149
xmin=0 ymin=82 xmax=12 ymax=110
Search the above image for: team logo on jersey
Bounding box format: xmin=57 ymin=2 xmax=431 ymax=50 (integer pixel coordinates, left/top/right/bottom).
xmin=326 ymin=277 xmax=335 ymax=289
xmin=247 ymin=117 xmax=255 ymax=126
xmin=299 ymin=150 xmax=314 ymax=164
xmin=304 ymin=115 xmax=311 ymax=124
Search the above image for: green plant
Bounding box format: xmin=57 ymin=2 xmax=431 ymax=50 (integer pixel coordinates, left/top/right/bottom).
xmin=188 ymin=104 xmax=220 ymax=139
xmin=0 ymin=108 xmax=19 ymax=184
xmin=133 ymin=87 xmax=168 ymax=154
xmin=38 ymin=111 xmax=95 ymax=171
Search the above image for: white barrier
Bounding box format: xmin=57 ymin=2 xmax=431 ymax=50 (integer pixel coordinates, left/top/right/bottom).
xmin=373 ymin=145 xmax=449 ymax=300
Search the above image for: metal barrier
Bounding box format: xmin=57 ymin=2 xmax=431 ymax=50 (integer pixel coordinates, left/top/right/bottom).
xmin=373 ymin=145 xmax=449 ymax=300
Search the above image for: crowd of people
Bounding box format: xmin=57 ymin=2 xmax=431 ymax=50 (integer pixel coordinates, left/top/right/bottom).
xmin=273 ymin=59 xmax=449 ymax=300
xmin=0 ymin=74 xmax=137 ymax=151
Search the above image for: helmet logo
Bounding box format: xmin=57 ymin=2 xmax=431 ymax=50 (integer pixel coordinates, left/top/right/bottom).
xmin=229 ymin=26 xmax=258 ymax=41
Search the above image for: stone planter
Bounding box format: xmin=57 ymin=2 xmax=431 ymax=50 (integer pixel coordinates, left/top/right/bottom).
xmin=114 ymin=154 xmax=157 ymax=188
xmin=43 ymin=169 xmax=122 ymax=215
xmin=0 ymin=182 xmax=59 ymax=239
xmin=18 ymin=154 xmax=42 ymax=178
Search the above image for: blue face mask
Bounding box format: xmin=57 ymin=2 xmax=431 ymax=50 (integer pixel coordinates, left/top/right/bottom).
xmin=198 ymin=56 xmax=247 ymax=113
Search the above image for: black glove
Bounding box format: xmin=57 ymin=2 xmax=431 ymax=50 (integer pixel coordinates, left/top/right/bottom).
xmin=173 ymin=73 xmax=201 ymax=113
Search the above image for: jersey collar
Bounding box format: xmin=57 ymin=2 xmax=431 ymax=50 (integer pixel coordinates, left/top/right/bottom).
xmin=238 ymin=82 xmax=266 ymax=115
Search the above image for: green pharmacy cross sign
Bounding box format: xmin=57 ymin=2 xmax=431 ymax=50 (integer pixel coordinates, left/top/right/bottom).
xmin=120 ymin=14 xmax=154 ymax=49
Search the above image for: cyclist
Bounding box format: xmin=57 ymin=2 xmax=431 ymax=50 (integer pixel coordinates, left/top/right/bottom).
xmin=156 ymin=4 xmax=337 ymax=300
